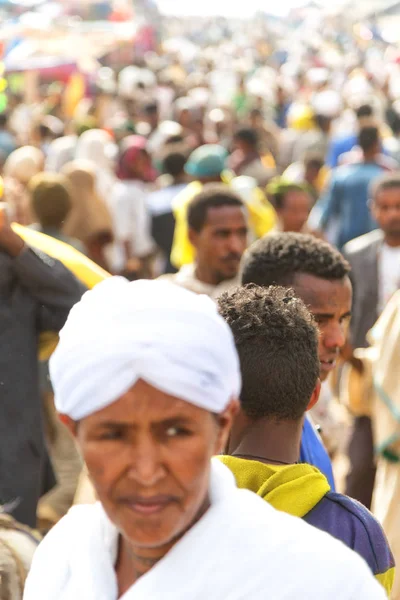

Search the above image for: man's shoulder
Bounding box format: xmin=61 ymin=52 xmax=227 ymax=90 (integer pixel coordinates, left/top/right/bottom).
xmin=305 ymin=491 xmax=394 ymax=577
xmin=343 ymin=230 xmax=383 ymax=258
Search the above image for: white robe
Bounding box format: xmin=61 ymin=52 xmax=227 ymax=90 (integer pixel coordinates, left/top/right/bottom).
xmin=24 ymin=461 xmax=385 ymax=600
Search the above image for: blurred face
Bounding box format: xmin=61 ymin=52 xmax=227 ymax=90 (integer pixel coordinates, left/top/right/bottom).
xmin=292 ymin=274 xmax=352 ymax=381
xmin=72 ymin=380 xmax=235 ymax=550
xmin=190 ymin=205 xmax=248 ymax=285
xmin=249 ymin=113 xmax=262 ymax=128
xmin=233 ymin=137 xmax=251 ymax=154
xmin=305 ymin=164 xmax=322 ymax=185
xmin=372 ymin=188 xmax=400 ymax=241
xmin=128 ymin=149 xmax=153 ymax=181
xmin=277 ymin=190 xmax=312 ymax=233
xmin=179 ymin=109 xmax=192 ymax=129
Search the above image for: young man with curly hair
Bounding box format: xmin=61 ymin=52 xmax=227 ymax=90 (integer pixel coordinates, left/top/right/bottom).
xmin=240 ymin=232 xmax=352 ymax=488
xmin=218 ymin=285 xmax=394 ymax=597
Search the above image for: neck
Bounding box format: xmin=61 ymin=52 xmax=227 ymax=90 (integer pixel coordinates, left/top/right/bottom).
xmin=172 ymin=174 xmax=187 ymax=186
xmin=228 ymin=417 xmax=302 ymax=465
xmin=384 ymin=233 xmax=400 ymax=248
xmin=363 ymin=151 xmax=378 ymax=163
xmin=194 ymin=263 xmax=226 ymax=286
xmin=116 ymin=495 xmax=211 ymax=591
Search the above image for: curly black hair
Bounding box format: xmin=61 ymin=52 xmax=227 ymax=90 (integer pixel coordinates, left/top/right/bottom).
xmin=218 ymin=285 xmax=320 ymax=421
xmin=241 ymin=232 xmax=350 ymax=288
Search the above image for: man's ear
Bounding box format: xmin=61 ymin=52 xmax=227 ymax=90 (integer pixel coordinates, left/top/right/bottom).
xmin=215 ymin=398 xmax=240 ymax=455
xmin=58 ymin=414 xmax=78 ymax=438
xmin=306 ymin=380 xmax=321 ymax=412
xmin=188 ymin=227 xmax=198 ymax=248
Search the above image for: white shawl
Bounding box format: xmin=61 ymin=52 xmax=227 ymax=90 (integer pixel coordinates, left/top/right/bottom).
xmin=24 ymin=461 xmax=385 ymax=600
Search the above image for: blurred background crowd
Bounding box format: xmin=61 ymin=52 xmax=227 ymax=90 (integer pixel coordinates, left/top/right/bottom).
xmin=1 ymin=0 xmax=400 ymax=596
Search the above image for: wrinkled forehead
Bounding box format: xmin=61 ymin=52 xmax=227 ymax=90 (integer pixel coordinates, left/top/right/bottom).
xmin=291 ymin=272 xmax=352 ymax=312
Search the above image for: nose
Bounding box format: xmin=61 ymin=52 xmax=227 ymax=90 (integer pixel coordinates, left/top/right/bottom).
xmin=126 ymin=437 xmax=165 ymax=487
xmin=228 ymin=234 xmax=245 ymax=255
xmin=322 ymin=322 xmax=346 ymax=351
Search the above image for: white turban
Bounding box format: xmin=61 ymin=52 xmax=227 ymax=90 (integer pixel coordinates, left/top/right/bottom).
xmin=50 ymin=278 xmax=241 ymax=420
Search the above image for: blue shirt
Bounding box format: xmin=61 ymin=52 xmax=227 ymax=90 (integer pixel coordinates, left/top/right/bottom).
xmin=327 ymin=133 xmax=358 ymax=168
xmin=317 ymin=162 xmax=384 ymax=249
xmin=301 ymin=416 xmax=335 ymax=490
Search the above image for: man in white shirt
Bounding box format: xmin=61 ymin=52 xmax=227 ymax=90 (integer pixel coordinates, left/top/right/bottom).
xmin=161 ymin=185 xmax=248 ymax=300
xmin=343 ymin=173 xmax=400 ymax=508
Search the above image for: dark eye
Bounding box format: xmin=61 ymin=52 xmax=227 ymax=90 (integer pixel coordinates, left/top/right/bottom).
xmin=98 ymin=428 xmax=124 ymax=441
xmin=340 ymin=315 xmax=351 ymax=325
xmin=314 ymin=315 xmax=329 ymax=325
xmin=165 ymin=426 xmax=192 ymax=438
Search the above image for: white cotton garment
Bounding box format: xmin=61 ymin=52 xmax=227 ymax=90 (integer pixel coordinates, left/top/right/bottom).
xmin=50 ymin=277 xmax=241 ymax=420
xmin=24 ymin=460 xmax=386 ymax=600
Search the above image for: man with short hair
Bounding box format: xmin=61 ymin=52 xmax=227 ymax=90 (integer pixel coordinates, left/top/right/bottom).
xmin=241 ymin=232 xmax=353 ymax=487
xmin=343 ymin=173 xmax=400 ymax=508
xmin=218 ymin=284 xmax=394 ymax=597
xmin=316 ymin=126 xmax=386 ymax=248
xmin=162 ymin=185 xmax=248 ymax=299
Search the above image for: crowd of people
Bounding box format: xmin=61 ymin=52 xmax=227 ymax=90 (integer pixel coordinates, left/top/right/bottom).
xmin=1 ymin=7 xmax=400 ymax=599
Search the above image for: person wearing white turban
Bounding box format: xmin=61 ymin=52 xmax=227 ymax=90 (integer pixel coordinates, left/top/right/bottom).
xmin=24 ymin=278 xmax=387 ymax=600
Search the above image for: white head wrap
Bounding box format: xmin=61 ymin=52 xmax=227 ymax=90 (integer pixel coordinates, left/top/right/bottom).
xmin=50 ymin=278 xmax=241 ymax=420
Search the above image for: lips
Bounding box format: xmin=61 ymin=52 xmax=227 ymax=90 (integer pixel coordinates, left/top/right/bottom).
xmin=120 ymin=495 xmax=175 ymax=516
xmin=320 ymin=359 xmax=336 ymax=374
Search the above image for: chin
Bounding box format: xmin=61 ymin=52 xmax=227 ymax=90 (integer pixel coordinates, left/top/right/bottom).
xmin=219 ymin=270 xmax=238 ymax=281
xmin=319 ymin=370 xmax=329 ymax=382
xmin=121 ymin=519 xmax=184 ymax=549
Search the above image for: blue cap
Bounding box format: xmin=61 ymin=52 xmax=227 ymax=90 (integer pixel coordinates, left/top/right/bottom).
xmin=185 ymin=144 xmax=228 ymax=178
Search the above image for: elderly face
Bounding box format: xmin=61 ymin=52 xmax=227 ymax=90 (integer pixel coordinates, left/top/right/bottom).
xmin=71 ymin=380 xmax=235 ymax=550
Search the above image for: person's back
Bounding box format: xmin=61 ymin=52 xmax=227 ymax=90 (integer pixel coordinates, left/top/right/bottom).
xmin=218 ymin=285 xmax=394 ymax=597
xmin=328 ymin=162 xmax=382 ymax=246
xmin=317 ymin=126 xmax=385 ymax=248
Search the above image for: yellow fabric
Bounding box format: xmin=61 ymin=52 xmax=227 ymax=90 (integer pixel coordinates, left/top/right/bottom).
xmin=316 ymin=166 xmax=330 ymax=193
xmin=218 ymin=456 xmax=330 ymax=518
xmin=287 ymin=105 xmax=315 ymax=131
xmin=376 ymin=567 xmax=395 ymax=597
xmin=12 ymin=224 xmax=110 ymax=360
xmin=170 ymin=181 xmax=276 ymax=269
xmin=261 ymin=153 xmax=276 ymax=169
xmin=170 ymin=181 xmax=202 ymax=269
xmin=63 ymin=73 xmax=85 ymax=119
